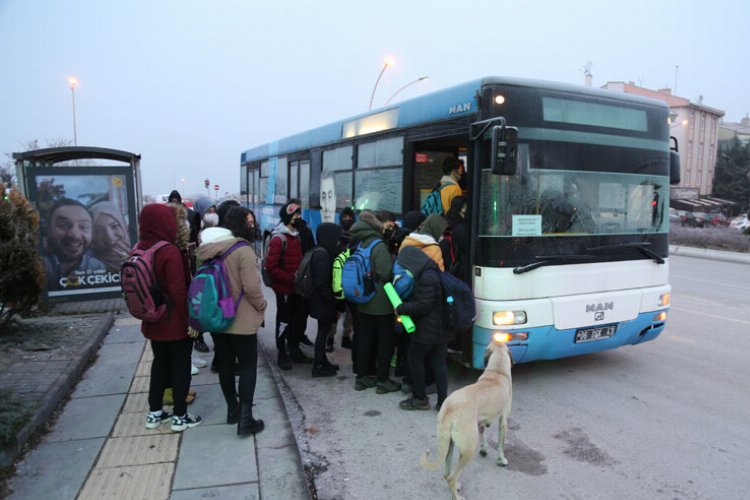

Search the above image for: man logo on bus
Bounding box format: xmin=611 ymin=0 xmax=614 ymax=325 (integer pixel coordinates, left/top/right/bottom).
xmin=586 ymin=302 xmax=613 ymax=313
xmin=448 ymin=102 xmax=471 ymax=114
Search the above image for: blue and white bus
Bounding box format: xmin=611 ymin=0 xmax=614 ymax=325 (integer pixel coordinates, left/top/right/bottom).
xmin=240 ymin=76 xmax=679 ymax=367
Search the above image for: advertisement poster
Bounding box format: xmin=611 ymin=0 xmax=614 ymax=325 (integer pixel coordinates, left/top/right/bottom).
xmin=26 ymin=167 xmax=136 ymax=299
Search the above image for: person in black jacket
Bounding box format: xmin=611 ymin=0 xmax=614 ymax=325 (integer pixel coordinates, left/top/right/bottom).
xmin=441 ymin=196 xmax=469 ymax=283
xmin=394 ymin=246 xmax=453 ymax=411
xmin=307 ymin=222 xmax=343 ymax=377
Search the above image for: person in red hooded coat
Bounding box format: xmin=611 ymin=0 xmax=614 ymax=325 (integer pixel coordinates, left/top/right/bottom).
xmin=139 ymin=203 xmax=202 ymax=433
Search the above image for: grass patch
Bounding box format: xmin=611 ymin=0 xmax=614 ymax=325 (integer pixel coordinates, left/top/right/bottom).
xmin=0 ymin=390 xmax=32 ymax=447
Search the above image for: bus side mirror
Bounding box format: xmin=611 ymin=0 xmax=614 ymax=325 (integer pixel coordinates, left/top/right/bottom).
xmin=491 ymin=125 xmax=518 ymax=176
xmin=669 ymin=136 xmax=681 ymax=185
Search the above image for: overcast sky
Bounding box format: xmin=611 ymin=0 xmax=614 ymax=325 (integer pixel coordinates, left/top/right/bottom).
xmin=1 ymin=0 xmax=748 ymax=198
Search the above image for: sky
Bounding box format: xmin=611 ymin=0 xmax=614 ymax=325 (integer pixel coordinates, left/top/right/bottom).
xmin=1 ymin=0 xmax=748 ymax=199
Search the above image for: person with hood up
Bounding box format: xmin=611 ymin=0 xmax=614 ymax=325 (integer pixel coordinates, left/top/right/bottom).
xmin=307 ymin=222 xmax=344 ymax=377
xmin=266 ymin=201 xmax=312 ymax=369
xmin=349 ymin=210 xmax=401 ymax=394
xmin=398 ymin=213 xmax=448 ymax=271
xmin=197 ymin=206 xmax=267 ymax=436
xmin=394 ymin=246 xmax=452 ymax=411
xmin=89 ymin=200 xmax=130 ymax=273
xmin=139 ymin=203 xmax=202 ymax=433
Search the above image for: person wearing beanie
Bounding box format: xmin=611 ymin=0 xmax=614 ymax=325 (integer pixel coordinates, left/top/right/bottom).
xmin=168 ymin=190 xmax=182 ymax=204
xmin=266 ymin=201 xmax=312 ymax=369
xmin=349 ymin=210 xmax=400 ymax=395
xmin=398 ymin=213 xmax=448 ymax=271
xmin=217 ymin=200 xmax=240 ymax=227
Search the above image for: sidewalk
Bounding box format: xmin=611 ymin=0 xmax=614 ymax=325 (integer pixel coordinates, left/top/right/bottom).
xmin=669 ymin=244 xmax=750 ymax=265
xmin=6 ymin=313 xmax=309 ymax=500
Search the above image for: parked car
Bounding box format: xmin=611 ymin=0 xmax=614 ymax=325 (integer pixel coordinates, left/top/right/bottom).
xmin=730 ymin=214 xmax=750 ymax=232
xmin=668 ymin=208 xmax=681 ymax=223
xmin=680 ymin=211 xmax=707 ymax=228
xmin=707 ymin=213 xmax=730 ymax=227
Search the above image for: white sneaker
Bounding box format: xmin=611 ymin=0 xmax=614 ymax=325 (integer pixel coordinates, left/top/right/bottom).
xmin=145 ymin=410 xmax=171 ymax=429
xmin=192 ymin=357 xmax=208 ymax=368
xmin=191 ymin=364 xmax=199 ymax=375
xmin=171 ymin=413 xmax=202 ymax=432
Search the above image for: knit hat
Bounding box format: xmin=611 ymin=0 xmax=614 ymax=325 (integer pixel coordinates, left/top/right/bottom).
xmin=279 ymin=202 xmax=301 ymax=225
xmin=403 ymin=210 xmax=426 ymax=232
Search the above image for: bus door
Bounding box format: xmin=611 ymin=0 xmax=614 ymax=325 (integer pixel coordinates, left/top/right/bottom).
xmin=407 ymin=138 xmax=468 ymax=213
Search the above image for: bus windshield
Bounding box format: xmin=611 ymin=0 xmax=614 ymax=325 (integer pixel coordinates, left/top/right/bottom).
xmin=478 ymin=153 xmax=669 ymax=238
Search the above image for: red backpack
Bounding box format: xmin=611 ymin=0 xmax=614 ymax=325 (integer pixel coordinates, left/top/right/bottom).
xmin=120 ymin=241 xmax=171 ymax=322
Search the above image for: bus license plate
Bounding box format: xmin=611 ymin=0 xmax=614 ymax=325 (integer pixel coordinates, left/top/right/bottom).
xmin=575 ymin=324 xmax=617 ymax=343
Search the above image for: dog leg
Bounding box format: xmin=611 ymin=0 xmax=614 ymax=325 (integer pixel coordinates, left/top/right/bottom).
xmin=478 ymin=423 xmax=488 ymax=457
xmin=496 ymin=414 xmax=508 ymax=467
xmin=447 ymin=446 xmax=475 ymax=500
xmin=444 ymin=439 xmax=455 ymax=481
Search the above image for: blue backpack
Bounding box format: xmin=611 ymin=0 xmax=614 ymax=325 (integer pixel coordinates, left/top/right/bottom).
xmin=420 ymin=184 xmax=447 ymax=216
xmin=187 ymin=241 xmax=248 ymax=332
xmin=342 ymin=239 xmax=382 ymax=304
xmin=391 ymin=260 xmax=415 ymax=300
xmin=439 ymin=271 xmax=475 ymax=333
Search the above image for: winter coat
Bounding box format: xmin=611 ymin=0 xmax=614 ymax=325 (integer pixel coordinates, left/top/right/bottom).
xmin=266 ymin=223 xmax=303 ymax=295
xmin=196 ymin=227 xmax=267 ymax=335
xmin=349 ymin=212 xmax=393 ymax=316
xmin=399 ymin=233 xmax=444 ymax=271
xmin=394 ymin=247 xmax=450 ymax=345
xmin=307 ymin=222 xmax=341 ymax=324
xmin=439 ymin=175 xmax=463 ymax=215
xmin=138 ymin=203 xmax=190 ymax=342
xmin=443 ymin=199 xmax=469 ymax=282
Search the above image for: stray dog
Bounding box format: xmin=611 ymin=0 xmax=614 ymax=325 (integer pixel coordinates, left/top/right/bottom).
xmin=420 ymin=341 xmax=513 ymax=500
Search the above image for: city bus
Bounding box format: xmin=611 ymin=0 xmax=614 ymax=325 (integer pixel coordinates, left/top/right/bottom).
xmin=240 ymin=76 xmax=679 ymax=367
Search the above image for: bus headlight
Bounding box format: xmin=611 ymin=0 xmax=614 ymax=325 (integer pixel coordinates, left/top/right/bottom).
xmin=493 ymin=332 xmax=529 ymax=343
xmin=653 ymin=311 xmax=667 ymax=322
xmin=493 ymin=310 xmax=527 ymax=326
xmin=658 ymin=293 xmax=670 ymax=307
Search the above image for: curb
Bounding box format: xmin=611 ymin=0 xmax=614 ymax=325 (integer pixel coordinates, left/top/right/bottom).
xmin=669 ymin=245 xmax=750 ymax=265
xmin=0 ymin=312 xmax=114 ymax=469
xmin=257 ymin=342 xmax=314 ymax=499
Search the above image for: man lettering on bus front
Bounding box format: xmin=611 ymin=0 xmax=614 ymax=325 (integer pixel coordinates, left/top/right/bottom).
xmin=43 ymin=198 xmax=106 ymax=290
xmin=439 ymin=158 xmax=465 ymax=215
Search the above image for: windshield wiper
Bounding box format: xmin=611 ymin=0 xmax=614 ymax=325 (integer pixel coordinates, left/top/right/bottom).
xmin=513 ymin=254 xmax=603 ymax=275
xmin=585 ymin=242 xmax=665 ymax=264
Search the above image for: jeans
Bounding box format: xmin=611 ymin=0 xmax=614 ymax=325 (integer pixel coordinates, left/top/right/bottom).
xmin=149 ymin=338 xmax=193 ymax=416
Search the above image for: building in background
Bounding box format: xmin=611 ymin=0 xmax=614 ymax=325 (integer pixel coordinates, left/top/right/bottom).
xmin=602 ymin=82 xmax=728 ymax=211
xmin=718 ymin=115 xmax=750 ymax=148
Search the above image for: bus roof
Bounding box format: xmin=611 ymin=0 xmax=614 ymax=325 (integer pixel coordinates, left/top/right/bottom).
xmin=240 ymin=76 xmax=669 ymax=164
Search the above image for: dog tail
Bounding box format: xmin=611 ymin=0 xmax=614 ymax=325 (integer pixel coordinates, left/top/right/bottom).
xmin=420 ymin=417 xmax=453 ymax=471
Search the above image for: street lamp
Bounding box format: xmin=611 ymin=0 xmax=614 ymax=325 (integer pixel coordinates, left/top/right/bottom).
xmin=368 ymin=59 xmax=392 ymax=111
xmin=385 ymin=76 xmax=429 ymax=105
xmin=68 ymin=77 xmax=78 ymax=145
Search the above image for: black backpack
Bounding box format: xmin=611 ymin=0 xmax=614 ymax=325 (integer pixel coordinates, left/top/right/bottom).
xmin=439 ymin=271 xmax=475 ymax=333
xmin=294 ymin=248 xmax=325 ymax=299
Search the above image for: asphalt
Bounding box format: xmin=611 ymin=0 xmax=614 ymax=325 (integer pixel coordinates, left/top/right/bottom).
xmin=3 ymin=244 xmax=747 ymax=499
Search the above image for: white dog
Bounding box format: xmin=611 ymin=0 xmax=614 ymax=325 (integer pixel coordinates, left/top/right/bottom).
xmin=420 ymin=341 xmax=513 ymax=500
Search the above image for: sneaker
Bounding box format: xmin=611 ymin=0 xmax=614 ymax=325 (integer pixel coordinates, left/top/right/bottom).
xmin=194 ymin=339 xmax=210 ymax=353
xmin=192 ymin=357 xmax=207 ymax=368
xmin=145 ymin=410 xmax=172 ymax=429
xmin=376 ymin=378 xmax=401 ymax=394
xmin=399 ymin=397 xmax=431 ymax=411
xmin=354 ymin=375 xmax=377 ymax=391
xmin=171 ymin=413 xmax=202 ymax=432
xmin=191 ymin=364 xmax=199 ymax=375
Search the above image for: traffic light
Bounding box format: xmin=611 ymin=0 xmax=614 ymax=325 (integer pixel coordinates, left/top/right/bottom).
xmin=204 ymin=178 xmax=210 ymax=189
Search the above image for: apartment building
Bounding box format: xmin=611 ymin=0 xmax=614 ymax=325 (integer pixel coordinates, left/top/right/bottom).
xmin=718 ymin=115 xmax=750 ymax=148
xmin=602 ymin=82 xmax=725 ymax=207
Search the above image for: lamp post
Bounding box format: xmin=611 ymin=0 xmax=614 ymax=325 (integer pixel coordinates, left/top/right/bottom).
xmin=385 ymin=76 xmax=429 ymax=105
xmin=68 ymin=77 xmax=78 ymax=145
xmin=368 ymin=59 xmax=392 ymax=111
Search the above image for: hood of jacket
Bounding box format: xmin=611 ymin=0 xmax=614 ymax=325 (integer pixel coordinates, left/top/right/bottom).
xmin=197 ymin=227 xmax=238 ymax=260
xmin=316 ymin=222 xmax=342 ymax=258
xmin=271 ymin=222 xmax=299 ymax=238
xmin=402 ymin=232 xmax=438 ymax=248
xmin=397 ymin=245 xmax=439 ymax=278
xmin=419 ymin=214 xmax=448 ymax=241
xmin=350 ymin=211 xmax=383 ymax=244
xmin=138 ymin=203 xmax=176 ymax=249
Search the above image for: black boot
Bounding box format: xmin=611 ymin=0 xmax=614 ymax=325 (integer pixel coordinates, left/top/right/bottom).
xmin=289 ymin=347 xmax=313 ymax=364
xmin=312 ymin=363 xmax=337 ymax=378
xmin=237 ymin=403 xmax=265 ymax=436
xmin=277 ymin=351 xmax=292 ymax=371
xmin=227 ymin=402 xmax=240 ymax=424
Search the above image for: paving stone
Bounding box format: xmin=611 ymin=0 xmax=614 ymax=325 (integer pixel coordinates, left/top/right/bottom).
xmin=135 ymin=359 xmax=152 ymax=377
xmin=78 ymin=462 xmax=173 ymax=500
xmin=7 ymin=437 xmax=105 ymax=500
xmin=130 ymin=375 xmax=150 ymax=394
xmin=71 ymin=360 xmax=136 ymax=398
xmin=171 ymin=483 xmax=260 ymax=500
xmin=97 ymin=434 xmax=180 ymax=467
xmin=46 ymin=393 xmax=125 ymax=442
xmin=123 ymin=392 xmax=150 ymax=413
xmin=94 ymin=340 xmax=144 ymax=365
